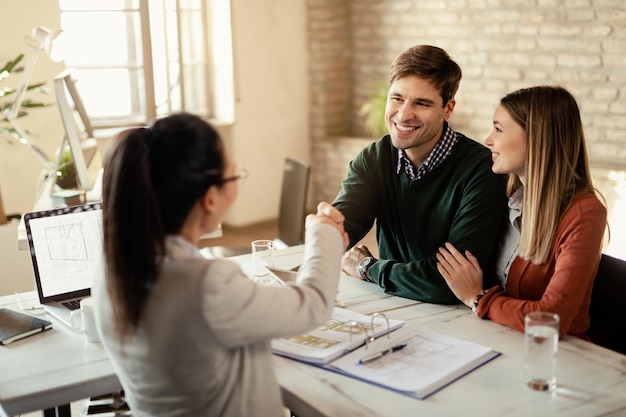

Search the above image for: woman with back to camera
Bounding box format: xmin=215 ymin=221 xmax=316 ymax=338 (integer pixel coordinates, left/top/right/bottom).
xmin=436 ymin=86 xmax=607 ymax=339
xmin=93 ymin=112 xmax=349 ymax=417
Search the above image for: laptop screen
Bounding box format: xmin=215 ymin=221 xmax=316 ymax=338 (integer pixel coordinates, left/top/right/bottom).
xmin=24 ymin=203 xmax=103 ymax=303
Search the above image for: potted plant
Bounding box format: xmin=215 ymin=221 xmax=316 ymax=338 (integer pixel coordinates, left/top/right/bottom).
xmin=1 ymin=54 xmax=80 ymax=190
xmin=54 ymin=148 xmax=78 ymax=189
xmin=1 ymin=54 xmax=56 ymax=219
xmin=358 ymin=82 xmax=389 ymax=139
xmin=0 ymin=54 xmax=51 ymax=143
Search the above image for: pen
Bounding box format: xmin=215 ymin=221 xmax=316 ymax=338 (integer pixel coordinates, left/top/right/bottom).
xmin=357 ymin=342 xmax=408 ymax=365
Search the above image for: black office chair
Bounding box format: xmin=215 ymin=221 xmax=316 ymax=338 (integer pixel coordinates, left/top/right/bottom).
xmin=275 ymin=157 xmax=311 ymax=247
xmin=208 ymin=157 xmax=311 ymax=258
xmin=587 ymin=253 xmax=626 ymax=355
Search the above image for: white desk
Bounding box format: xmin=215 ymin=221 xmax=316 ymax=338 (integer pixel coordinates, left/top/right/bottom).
xmin=2 ymin=247 xmax=626 ymax=417
xmin=261 ymin=248 xmax=626 ymax=417
xmin=0 ymin=292 xmax=121 ymax=416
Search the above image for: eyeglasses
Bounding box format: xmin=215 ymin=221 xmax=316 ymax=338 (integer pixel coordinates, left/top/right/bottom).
xmin=205 ymin=164 xmax=249 ymax=184
xmin=219 ymin=165 xmax=249 ymax=184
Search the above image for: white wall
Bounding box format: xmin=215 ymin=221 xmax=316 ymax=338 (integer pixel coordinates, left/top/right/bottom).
xmin=224 ymin=0 xmax=310 ymax=226
xmin=0 ymin=0 xmax=310 ymax=227
xmin=0 ymin=221 xmax=35 ymax=295
xmin=0 ymin=0 xmax=66 ymax=216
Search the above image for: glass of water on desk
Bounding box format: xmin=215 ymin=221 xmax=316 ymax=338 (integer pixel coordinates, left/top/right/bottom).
xmin=251 ymin=239 xmax=274 ymax=284
xmin=524 ymin=311 xmax=559 ymax=392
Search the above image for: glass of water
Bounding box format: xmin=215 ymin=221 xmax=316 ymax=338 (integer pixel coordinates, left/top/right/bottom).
xmin=251 ymin=239 xmax=274 ymax=283
xmin=524 ymin=311 xmax=559 ymax=392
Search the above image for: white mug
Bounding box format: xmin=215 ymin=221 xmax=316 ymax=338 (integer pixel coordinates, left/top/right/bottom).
xmin=70 ymin=297 xmax=100 ymax=343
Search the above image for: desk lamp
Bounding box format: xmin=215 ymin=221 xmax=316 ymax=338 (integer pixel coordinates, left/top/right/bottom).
xmin=2 ymin=26 xmax=63 ymax=172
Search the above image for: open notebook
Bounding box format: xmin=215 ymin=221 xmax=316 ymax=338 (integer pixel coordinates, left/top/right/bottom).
xmin=327 ymin=323 xmax=500 ymax=399
xmin=23 ymin=203 xmax=103 ymax=327
xmin=272 ymin=309 xmax=500 ymax=400
xmin=272 ymin=307 xmax=405 ymax=365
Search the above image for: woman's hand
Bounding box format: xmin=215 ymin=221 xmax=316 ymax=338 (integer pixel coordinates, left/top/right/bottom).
xmin=307 ymin=201 xmax=349 ymax=249
xmin=436 ymin=242 xmax=485 ymax=308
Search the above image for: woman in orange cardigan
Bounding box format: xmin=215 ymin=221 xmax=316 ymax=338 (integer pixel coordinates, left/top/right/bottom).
xmin=436 ymin=86 xmax=607 ymax=339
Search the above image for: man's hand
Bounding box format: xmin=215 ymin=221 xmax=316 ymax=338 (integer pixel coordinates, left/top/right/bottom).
xmin=342 ymin=244 xmax=374 ymax=279
xmin=308 ymin=201 xmax=349 ymax=249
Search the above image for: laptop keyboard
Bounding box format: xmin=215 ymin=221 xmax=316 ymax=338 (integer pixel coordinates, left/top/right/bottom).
xmin=62 ymin=299 xmax=82 ymax=310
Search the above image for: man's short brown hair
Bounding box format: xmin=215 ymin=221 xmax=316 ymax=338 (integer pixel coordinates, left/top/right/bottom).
xmin=389 ymin=45 xmax=462 ymax=106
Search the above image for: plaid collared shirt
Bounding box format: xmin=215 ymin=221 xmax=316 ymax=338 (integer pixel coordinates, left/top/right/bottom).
xmin=396 ymin=122 xmax=459 ymax=181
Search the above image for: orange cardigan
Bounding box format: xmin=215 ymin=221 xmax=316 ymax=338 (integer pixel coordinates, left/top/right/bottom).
xmin=476 ymin=190 xmax=607 ymax=339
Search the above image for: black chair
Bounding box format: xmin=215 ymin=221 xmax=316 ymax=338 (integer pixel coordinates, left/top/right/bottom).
xmin=587 ymin=253 xmax=626 ymax=355
xmin=275 ymin=157 xmax=311 ymax=247
xmin=208 ymin=157 xmax=311 ymax=257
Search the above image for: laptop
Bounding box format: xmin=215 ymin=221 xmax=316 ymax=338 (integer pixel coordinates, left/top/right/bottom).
xmin=24 ymin=202 xmax=103 ymax=327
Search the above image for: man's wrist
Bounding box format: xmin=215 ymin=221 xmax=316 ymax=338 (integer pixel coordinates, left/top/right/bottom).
xmin=358 ymin=257 xmax=378 ymax=282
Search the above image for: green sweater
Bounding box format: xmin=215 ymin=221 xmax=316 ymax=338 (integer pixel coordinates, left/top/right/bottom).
xmin=333 ymin=133 xmax=507 ymax=304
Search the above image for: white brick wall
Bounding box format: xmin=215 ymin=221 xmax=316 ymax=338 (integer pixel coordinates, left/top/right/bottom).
xmin=309 ymin=0 xmax=626 ymax=207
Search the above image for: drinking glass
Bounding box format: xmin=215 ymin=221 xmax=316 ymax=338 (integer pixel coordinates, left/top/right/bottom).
xmin=524 ymin=311 xmax=559 ymax=391
xmin=251 ymin=239 xmax=274 ymax=283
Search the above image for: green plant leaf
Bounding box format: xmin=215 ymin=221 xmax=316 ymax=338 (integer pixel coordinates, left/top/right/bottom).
xmin=0 ymin=53 xmax=53 ymax=147
xmin=0 ymin=54 xmax=24 ymax=77
xmin=359 ymin=82 xmax=389 ymax=138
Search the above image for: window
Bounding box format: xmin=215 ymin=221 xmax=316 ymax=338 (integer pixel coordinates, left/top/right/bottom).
xmin=592 ymin=166 xmax=626 ymax=261
xmin=58 ymin=0 xmax=213 ymax=127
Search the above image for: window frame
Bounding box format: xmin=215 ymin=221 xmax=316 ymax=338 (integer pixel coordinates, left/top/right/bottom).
xmin=58 ymin=0 xmax=214 ymax=128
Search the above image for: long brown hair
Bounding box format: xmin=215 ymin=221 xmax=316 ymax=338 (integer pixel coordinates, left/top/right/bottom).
xmin=500 ymin=86 xmax=594 ymax=264
xmin=102 ymin=113 xmax=226 ymax=340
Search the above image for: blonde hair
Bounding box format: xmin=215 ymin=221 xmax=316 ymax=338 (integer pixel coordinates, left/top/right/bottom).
xmin=500 ymin=86 xmax=594 ymax=264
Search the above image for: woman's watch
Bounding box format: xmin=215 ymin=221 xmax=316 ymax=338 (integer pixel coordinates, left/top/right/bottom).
xmin=472 ymin=289 xmax=489 ymax=314
xmin=358 ymin=256 xmax=378 ymax=282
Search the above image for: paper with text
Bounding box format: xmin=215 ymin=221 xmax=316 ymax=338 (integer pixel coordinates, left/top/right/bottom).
xmin=329 ymin=323 xmax=500 ymax=398
xmin=272 ymin=308 xmax=405 ymax=365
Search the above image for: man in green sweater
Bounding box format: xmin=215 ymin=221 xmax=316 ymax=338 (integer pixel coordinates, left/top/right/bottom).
xmin=317 ymin=45 xmax=507 ymax=304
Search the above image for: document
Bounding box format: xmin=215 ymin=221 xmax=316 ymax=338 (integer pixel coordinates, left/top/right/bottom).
xmin=273 ymin=308 xmax=500 ymax=399
xmin=328 ymin=323 xmax=500 ymax=399
xmin=271 ymin=307 xmax=405 ymax=365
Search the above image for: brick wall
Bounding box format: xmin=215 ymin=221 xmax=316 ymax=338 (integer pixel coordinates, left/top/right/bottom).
xmin=308 ymin=0 xmax=626 ymax=205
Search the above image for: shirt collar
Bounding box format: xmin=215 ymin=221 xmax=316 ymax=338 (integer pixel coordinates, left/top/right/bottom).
xmin=508 ymin=186 xmax=524 ymax=229
xmin=395 ymin=121 xmax=458 ymax=181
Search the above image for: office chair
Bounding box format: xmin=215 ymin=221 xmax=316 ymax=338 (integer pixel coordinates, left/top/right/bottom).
xmin=587 ymin=253 xmax=626 ymax=355
xmin=208 ymin=157 xmax=311 ymax=258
